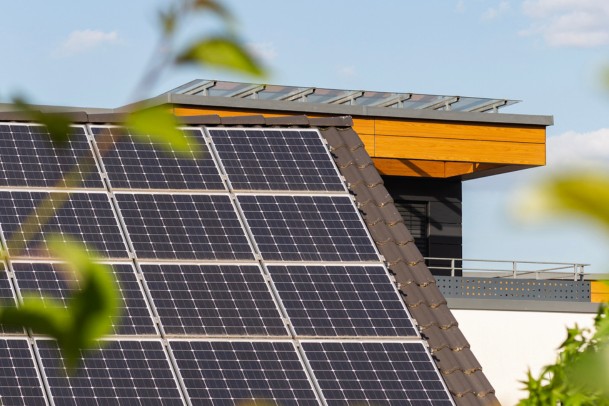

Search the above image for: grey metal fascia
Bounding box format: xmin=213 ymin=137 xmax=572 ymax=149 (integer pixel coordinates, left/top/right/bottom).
xmin=447 ymin=298 xmax=600 ymax=313
xmin=144 ymin=93 xmax=554 ymax=126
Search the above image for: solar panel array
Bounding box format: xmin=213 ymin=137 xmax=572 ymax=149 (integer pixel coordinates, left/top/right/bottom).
xmin=0 ymin=123 xmax=453 ymax=405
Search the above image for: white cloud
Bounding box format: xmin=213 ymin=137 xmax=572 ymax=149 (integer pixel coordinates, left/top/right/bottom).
xmin=455 ymin=0 xmax=465 ymax=13
xmin=547 ymin=128 xmax=609 ymax=166
xmin=482 ymin=1 xmax=511 ymax=21
xmin=57 ymin=29 xmax=119 ymax=56
xmin=337 ymin=65 xmax=357 ymax=78
xmin=246 ymin=42 xmax=277 ymax=62
xmin=521 ymin=0 xmax=609 ymax=47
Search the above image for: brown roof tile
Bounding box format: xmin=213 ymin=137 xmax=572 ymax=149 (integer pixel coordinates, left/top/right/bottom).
xmin=319 ymin=125 xmax=497 ymax=404
xmin=219 ymin=115 xmax=267 ymax=125
xmin=264 ymin=115 xmax=310 ymax=126
xmin=178 ymin=114 xmax=223 ymax=125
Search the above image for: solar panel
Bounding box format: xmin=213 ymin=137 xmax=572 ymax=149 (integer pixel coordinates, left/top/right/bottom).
xmin=170 ymin=340 xmax=319 ymax=405
xmin=208 ymin=128 xmax=345 ymax=191
xmin=302 ymin=341 xmax=454 ymax=405
xmin=0 ymin=124 xmax=103 ymax=189
xmin=0 ymin=191 xmax=129 ymax=258
xmin=0 ymin=339 xmax=47 ymax=405
xmin=0 ymin=263 xmax=24 ymax=335
xmin=37 ymin=339 xmax=184 ymax=405
xmin=140 ymin=264 xmax=287 ymax=336
xmin=238 ymin=194 xmax=379 ymax=261
xmin=268 ymin=265 xmax=416 ymax=337
xmin=92 ymin=126 xmax=225 ymax=190
xmin=12 ymin=262 xmax=156 ymax=336
xmin=115 ymin=193 xmax=254 ymax=260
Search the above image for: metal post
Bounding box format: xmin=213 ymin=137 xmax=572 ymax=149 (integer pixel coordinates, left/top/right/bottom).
xmin=451 ymin=258 xmax=455 ymax=277
xmin=512 ymin=261 xmax=517 ymax=278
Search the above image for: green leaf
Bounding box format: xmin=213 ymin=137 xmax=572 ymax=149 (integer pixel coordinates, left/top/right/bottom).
xmin=177 ymin=36 xmax=265 ymax=77
xmin=125 ymin=106 xmax=201 ymax=157
xmin=517 ymin=171 xmax=609 ymax=229
xmin=0 ymin=295 xmax=69 ymax=340
xmin=191 ymin=0 xmax=234 ymax=23
xmin=0 ymin=236 xmax=120 ymax=370
xmin=49 ymin=236 xmax=120 ymax=346
xmin=158 ymin=7 xmax=178 ymax=35
xmin=12 ymin=97 xmax=73 ymax=146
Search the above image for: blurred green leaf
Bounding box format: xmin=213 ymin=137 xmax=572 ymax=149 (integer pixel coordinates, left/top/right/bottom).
xmin=54 ymin=236 xmax=120 ymax=347
xmin=12 ymin=97 xmax=73 ymax=146
xmin=125 ymin=106 xmax=200 ymax=157
xmin=0 ymin=236 xmax=119 ymax=371
xmin=159 ymin=7 xmax=178 ymax=35
xmin=177 ymin=36 xmax=265 ymax=77
xmin=191 ymin=0 xmax=234 ymax=23
xmin=0 ymin=296 xmax=69 ymax=341
xmin=518 ymin=172 xmax=609 ymax=228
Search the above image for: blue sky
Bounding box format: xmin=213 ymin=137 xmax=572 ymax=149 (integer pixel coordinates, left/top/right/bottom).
xmin=2 ymin=1 xmax=609 ymax=271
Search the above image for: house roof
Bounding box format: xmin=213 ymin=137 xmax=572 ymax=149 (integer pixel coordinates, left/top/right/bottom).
xmin=0 ymin=111 xmax=498 ymax=405
xmin=177 ymin=113 xmax=500 ymax=405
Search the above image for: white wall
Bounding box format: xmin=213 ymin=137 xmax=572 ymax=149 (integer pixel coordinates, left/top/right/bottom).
xmin=452 ymin=309 xmax=596 ymax=406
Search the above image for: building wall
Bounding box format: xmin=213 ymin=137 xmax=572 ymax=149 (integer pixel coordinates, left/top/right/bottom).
xmin=382 ymin=176 xmax=462 ymax=274
xmin=452 ymin=308 xmax=596 ymax=405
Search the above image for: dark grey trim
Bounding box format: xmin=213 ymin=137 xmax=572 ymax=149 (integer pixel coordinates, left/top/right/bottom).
xmin=118 ymin=93 xmax=554 ymax=127
xmin=447 ymin=298 xmax=600 ymax=313
xmin=0 ymin=93 xmax=554 ymax=127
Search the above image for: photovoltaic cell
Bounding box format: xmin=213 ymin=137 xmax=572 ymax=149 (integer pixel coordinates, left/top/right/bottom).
xmin=170 ymin=340 xmax=319 ymax=405
xmin=0 ymin=124 xmax=103 ymax=189
xmin=0 ymin=339 xmax=47 ymax=405
xmin=141 ymin=264 xmax=287 ymax=336
xmin=92 ymin=126 xmax=225 ymax=190
xmin=239 ymin=195 xmax=379 ymax=262
xmin=38 ymin=339 xmax=183 ymax=405
xmin=209 ymin=128 xmax=345 ymax=191
xmin=0 ymin=191 xmax=128 ymax=258
xmin=0 ymin=263 xmax=23 ymax=335
xmin=115 ymin=193 xmax=254 ymax=260
xmin=268 ymin=265 xmax=416 ymax=337
xmin=13 ymin=263 xmax=156 ymax=336
xmin=303 ymin=341 xmax=453 ymax=405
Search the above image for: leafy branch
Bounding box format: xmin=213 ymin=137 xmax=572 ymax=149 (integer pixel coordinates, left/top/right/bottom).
xmin=1 ymin=0 xmax=265 ymax=370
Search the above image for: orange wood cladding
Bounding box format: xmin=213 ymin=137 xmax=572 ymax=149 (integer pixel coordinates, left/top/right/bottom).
xmin=591 ymin=281 xmax=609 ymax=303
xmin=174 ymin=106 xmax=547 ymax=177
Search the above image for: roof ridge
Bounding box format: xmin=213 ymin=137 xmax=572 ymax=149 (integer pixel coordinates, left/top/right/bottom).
xmin=319 ymin=125 xmax=499 ymax=406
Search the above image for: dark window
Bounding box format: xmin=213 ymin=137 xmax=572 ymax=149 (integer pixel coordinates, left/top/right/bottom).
xmin=394 ymin=200 xmax=429 ymax=257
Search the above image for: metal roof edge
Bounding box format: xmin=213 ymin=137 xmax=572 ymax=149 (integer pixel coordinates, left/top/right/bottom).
xmin=119 ymin=94 xmax=554 ymax=127
xmin=447 ymin=298 xmax=600 ymax=313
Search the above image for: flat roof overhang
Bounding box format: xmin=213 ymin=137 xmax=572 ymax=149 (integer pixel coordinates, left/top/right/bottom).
xmin=139 ymin=93 xmax=552 ymax=180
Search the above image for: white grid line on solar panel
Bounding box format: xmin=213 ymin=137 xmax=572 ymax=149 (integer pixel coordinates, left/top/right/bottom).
xmin=207 ymin=127 xmax=346 ymax=192
xmin=139 ymin=263 xmax=288 ymax=337
xmin=0 ymin=191 xmax=130 ymax=259
xmin=237 ymin=194 xmax=380 ymax=262
xmin=0 ymin=262 xmax=24 ymax=334
xmin=11 ymin=262 xmax=157 ymax=336
xmin=36 ymin=338 xmax=185 ymax=405
xmin=0 ymin=123 xmax=104 ymax=189
xmin=300 ymin=340 xmax=454 ymax=405
xmin=169 ymin=340 xmax=320 ymax=405
xmin=266 ymin=265 xmax=417 ymax=337
xmin=0 ymin=338 xmax=48 ymax=405
xmin=114 ymin=193 xmax=255 ymax=260
xmin=90 ymin=125 xmax=226 ymax=190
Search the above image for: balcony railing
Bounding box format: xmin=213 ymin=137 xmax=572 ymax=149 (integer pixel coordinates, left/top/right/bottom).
xmin=425 ymin=258 xmax=590 ymax=281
